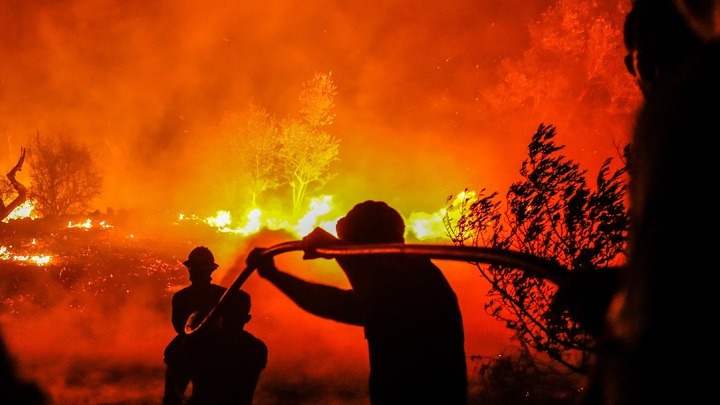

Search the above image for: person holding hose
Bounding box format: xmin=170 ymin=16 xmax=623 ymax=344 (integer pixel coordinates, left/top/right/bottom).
xmin=246 ymin=200 xmax=467 ymax=405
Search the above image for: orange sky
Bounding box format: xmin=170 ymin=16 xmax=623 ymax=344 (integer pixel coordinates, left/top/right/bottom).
xmin=0 ymin=0 xmax=635 ymax=217
xmin=1 ymin=0 xmax=638 ymax=402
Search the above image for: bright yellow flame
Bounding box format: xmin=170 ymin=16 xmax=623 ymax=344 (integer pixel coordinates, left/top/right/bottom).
xmin=3 ymin=199 xmax=37 ymax=222
xmin=407 ymin=210 xmax=448 ymax=241
xmin=0 ymin=190 xmax=480 ymax=268
xmin=406 ymin=191 xmax=479 ymax=241
xmin=181 ymin=191 xmax=483 ymax=241
xmin=197 ymin=195 xmax=342 ymax=238
xmin=239 ymin=208 xmax=263 ymax=235
xmin=206 ymin=211 xmax=232 ymax=228
xmin=68 ymin=219 xmax=92 ymax=229
xmin=295 ymin=195 xmax=333 ymax=236
xmin=67 ymin=219 xmax=114 ymax=229
xmin=13 ymin=254 xmax=52 ymax=266
xmin=203 ymin=208 xmax=263 ymax=236
xmin=0 ymin=245 xmax=53 ymax=266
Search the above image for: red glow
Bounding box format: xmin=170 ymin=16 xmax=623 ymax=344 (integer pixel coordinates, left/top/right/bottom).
xmin=1 ymin=0 xmax=636 ymax=402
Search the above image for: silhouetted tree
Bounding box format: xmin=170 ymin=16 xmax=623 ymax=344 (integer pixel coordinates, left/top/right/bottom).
xmin=28 ymin=132 xmax=103 ymax=217
xmin=446 ymin=124 xmax=628 ymax=374
xmin=0 ymin=148 xmax=29 ymax=221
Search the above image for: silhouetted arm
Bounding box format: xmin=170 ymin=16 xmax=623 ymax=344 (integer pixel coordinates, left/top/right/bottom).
xmin=262 ymin=269 xmax=363 ymax=325
xmin=247 ymin=247 xmax=363 ymax=325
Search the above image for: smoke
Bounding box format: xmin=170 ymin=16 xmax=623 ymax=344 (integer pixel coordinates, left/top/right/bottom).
xmin=0 ymin=0 xmax=560 ymax=216
xmin=1 ymin=219 xmax=513 ymax=403
xmin=0 ymin=0 xmax=632 ymax=402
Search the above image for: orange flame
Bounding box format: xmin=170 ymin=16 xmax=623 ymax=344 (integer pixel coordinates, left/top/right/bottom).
xmin=3 ymin=199 xmax=38 ymax=222
xmin=2 ymin=192 xmax=471 ymax=267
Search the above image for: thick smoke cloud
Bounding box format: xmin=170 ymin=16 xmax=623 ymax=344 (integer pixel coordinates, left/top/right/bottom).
xmin=0 ymin=0 xmax=558 ymax=215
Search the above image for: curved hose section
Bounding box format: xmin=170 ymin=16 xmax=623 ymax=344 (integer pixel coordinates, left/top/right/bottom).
xmin=185 ymin=241 xmax=570 ymax=335
xmin=185 ymin=241 xmax=303 ymax=335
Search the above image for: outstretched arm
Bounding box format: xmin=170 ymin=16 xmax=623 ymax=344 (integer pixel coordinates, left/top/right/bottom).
xmin=247 ymin=247 xmax=364 ymax=325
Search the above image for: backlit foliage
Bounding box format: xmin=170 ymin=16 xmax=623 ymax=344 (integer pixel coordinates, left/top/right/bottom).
xmin=278 ymin=119 xmax=338 ymax=214
xmin=446 ymin=124 xmax=628 ymax=374
xmin=279 ymin=72 xmax=339 ymax=213
xmin=210 ymin=72 xmax=339 ymax=215
xmin=215 ymin=103 xmax=282 ymax=209
xmin=482 ymin=0 xmax=637 ymax=142
xmin=299 ymin=71 xmax=337 ymax=128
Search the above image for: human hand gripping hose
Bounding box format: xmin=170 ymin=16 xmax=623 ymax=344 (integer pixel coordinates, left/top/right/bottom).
xmin=184 ymin=230 xmax=571 ymax=336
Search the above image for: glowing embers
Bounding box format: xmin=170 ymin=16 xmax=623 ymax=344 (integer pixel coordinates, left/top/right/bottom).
xmin=0 ymin=243 xmax=52 ymax=266
xmin=67 ymin=219 xmax=114 ymax=229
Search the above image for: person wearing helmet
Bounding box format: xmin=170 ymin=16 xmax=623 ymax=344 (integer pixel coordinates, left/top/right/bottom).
xmin=247 ymin=200 xmax=467 ymax=405
xmin=163 ymin=246 xmax=227 ymax=405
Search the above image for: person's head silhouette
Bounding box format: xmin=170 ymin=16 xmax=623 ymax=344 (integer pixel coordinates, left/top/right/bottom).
xmin=623 ymin=0 xmax=706 ymax=97
xmin=336 ymin=200 xmax=405 ymax=244
xmin=183 ymin=246 xmax=219 ymax=283
xmin=219 ymin=290 xmax=253 ymax=330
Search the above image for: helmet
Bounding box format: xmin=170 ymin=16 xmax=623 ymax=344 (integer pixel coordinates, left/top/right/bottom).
xmin=336 ymin=200 xmax=405 ymax=244
xmin=183 ymin=246 xmax=219 ymax=271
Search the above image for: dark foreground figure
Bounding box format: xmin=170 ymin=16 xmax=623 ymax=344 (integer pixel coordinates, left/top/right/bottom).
xmin=583 ymin=0 xmax=719 ymax=404
xmin=0 ymin=328 xmax=47 ymax=405
xmin=163 ymin=246 xmax=227 ymax=404
xmin=184 ymin=289 xmax=268 ymax=405
xmin=248 ymin=200 xmax=468 ymax=405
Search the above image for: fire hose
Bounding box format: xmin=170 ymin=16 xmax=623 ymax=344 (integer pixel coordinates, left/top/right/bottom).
xmin=185 ymin=241 xmax=571 ymax=336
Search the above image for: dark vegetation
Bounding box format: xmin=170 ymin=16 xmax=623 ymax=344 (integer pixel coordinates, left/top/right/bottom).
xmin=446 ymin=125 xmax=629 ymax=402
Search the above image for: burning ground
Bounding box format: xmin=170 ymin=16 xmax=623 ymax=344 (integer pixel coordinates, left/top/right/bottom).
xmin=0 ymin=209 xmax=512 ymax=404
xmin=1 ymin=212 xmax=190 ymax=404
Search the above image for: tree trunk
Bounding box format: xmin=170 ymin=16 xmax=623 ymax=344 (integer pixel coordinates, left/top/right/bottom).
xmin=0 ymin=148 xmax=28 ymax=221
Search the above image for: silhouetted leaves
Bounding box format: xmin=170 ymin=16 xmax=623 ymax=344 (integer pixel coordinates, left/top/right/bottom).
xmin=446 ymin=124 xmax=628 ymax=375
xmin=472 ymin=347 xmax=583 ymax=405
xmin=27 ymin=132 xmax=103 ymax=218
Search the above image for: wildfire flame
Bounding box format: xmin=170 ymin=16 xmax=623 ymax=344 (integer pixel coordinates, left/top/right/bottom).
xmin=3 ymin=199 xmax=37 ymax=222
xmin=191 ymin=194 xmax=455 ymax=241
xmin=1 ymin=193 xmax=473 ymax=267
xmin=67 ymin=219 xmax=114 ymax=229
xmin=0 ymin=245 xmax=52 ymax=266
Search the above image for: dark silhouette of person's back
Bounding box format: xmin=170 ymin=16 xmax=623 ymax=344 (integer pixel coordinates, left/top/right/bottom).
xmin=164 ymin=246 xmax=227 ymax=405
xmin=584 ymin=1 xmax=720 ymax=404
xmin=184 ymin=289 xmax=268 ymax=405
